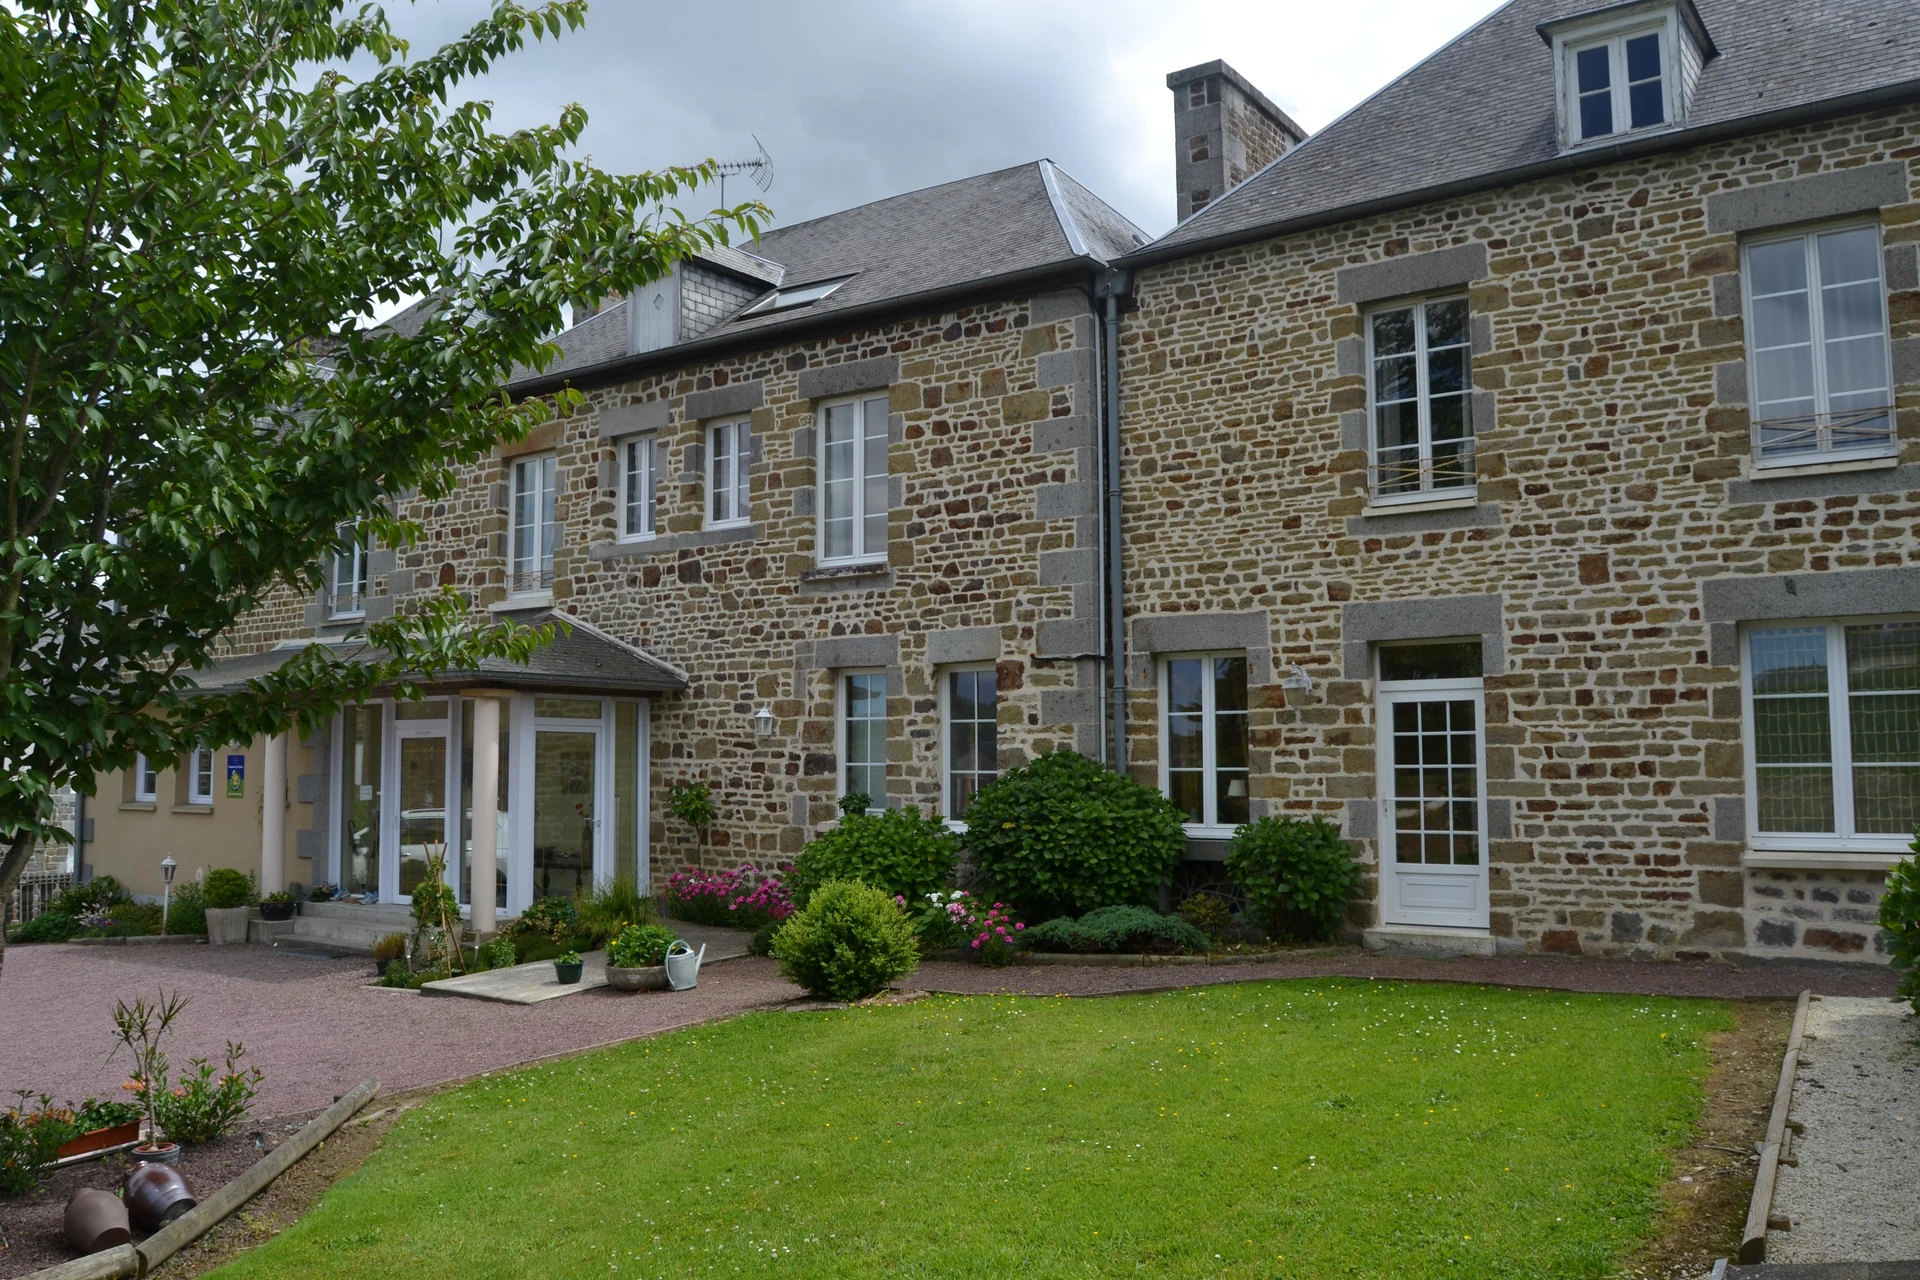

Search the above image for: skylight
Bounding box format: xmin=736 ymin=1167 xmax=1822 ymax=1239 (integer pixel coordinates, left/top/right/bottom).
xmin=743 ymin=277 xmax=850 ymax=316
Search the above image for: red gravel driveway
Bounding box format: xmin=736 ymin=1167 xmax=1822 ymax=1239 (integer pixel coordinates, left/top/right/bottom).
xmin=0 ymin=943 xmax=802 ymax=1116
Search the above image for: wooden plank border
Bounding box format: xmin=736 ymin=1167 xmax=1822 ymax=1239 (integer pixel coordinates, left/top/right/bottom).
xmin=1739 ymin=988 xmax=1811 ymax=1264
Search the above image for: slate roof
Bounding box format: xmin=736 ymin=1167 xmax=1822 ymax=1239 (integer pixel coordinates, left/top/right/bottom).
xmin=1129 ymin=0 xmax=1920 ymax=266
xmin=516 ymin=160 xmax=1145 ymax=389
xmin=185 ymin=613 xmax=687 ymax=697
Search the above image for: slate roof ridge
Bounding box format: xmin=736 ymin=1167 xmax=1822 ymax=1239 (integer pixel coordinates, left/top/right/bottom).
xmin=1037 ymin=159 xmax=1090 ymax=258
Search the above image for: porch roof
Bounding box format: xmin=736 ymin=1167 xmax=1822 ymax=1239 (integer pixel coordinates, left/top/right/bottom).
xmin=185 ymin=612 xmax=688 ymax=698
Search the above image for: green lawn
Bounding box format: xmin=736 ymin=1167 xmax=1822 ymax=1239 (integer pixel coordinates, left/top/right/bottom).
xmin=211 ymin=981 xmax=1728 ymax=1280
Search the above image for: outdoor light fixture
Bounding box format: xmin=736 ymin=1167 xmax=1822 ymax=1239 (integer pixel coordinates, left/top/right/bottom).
xmin=752 ymin=706 xmax=775 ymax=739
xmin=160 ymin=855 xmax=177 ymax=933
xmin=1280 ymin=663 xmax=1315 ymax=693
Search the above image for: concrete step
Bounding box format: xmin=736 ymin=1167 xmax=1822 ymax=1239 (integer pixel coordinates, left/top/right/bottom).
xmin=298 ymin=901 xmax=415 ymax=925
xmin=288 ymin=913 xmax=414 ymax=954
xmin=1362 ymin=924 xmax=1501 ymax=958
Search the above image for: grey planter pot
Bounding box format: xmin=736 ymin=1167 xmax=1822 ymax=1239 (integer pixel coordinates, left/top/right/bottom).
xmin=604 ymin=964 xmax=668 ymax=992
xmin=204 ymin=906 xmax=250 ymax=946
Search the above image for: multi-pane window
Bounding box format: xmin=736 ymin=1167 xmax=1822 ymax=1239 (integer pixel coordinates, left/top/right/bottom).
xmin=945 ymin=668 xmax=998 ymax=819
xmin=1569 ymin=28 xmax=1666 ymax=143
xmin=820 ymin=394 xmax=889 ymax=563
xmin=1370 ymin=297 xmax=1473 ymax=500
xmin=1162 ymin=653 xmax=1250 ymax=830
xmin=509 ymin=454 xmax=557 ymax=594
xmin=707 ymin=420 xmax=751 ymax=528
xmin=622 ymin=435 xmax=656 ymax=540
xmin=134 ymin=753 xmax=157 ymax=802
xmin=187 ymin=748 xmax=215 ymax=804
xmin=1746 ymin=619 xmax=1920 ymax=849
xmin=841 ymin=671 xmax=887 ymax=808
xmin=330 ymin=522 xmax=367 ymax=618
xmin=1744 ymin=225 xmax=1893 ymax=464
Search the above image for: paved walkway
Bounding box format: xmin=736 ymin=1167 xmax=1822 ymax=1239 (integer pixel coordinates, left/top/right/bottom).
xmin=0 ymin=942 xmax=801 ymax=1116
xmin=1769 ymin=996 xmax=1920 ymax=1264
xmin=422 ymin=921 xmax=753 ymax=1003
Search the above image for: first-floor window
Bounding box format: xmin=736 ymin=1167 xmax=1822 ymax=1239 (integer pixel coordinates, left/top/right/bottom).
xmin=134 ymin=753 xmax=157 ymax=802
xmin=1162 ymin=652 xmax=1250 ymax=831
xmin=1746 ymin=617 xmax=1920 ymax=849
xmin=944 ymin=667 xmax=998 ymax=819
xmin=1369 ymin=296 xmax=1473 ymax=501
xmin=819 ymin=393 xmax=889 ymax=562
xmin=509 ymin=453 xmax=557 ymax=594
xmin=708 ymin=419 xmax=751 ymax=528
xmin=188 ymin=748 xmax=214 ymax=804
xmin=622 ymin=435 xmax=657 ymax=540
xmin=841 ymin=671 xmax=887 ymax=808
xmin=331 ymin=521 xmax=367 ymax=618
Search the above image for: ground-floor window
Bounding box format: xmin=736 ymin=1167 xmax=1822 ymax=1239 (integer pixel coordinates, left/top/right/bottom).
xmin=840 ymin=670 xmax=887 ymax=808
xmin=1160 ymin=652 xmax=1249 ymax=833
xmin=943 ymin=666 xmax=998 ymax=819
xmin=1745 ymin=617 xmax=1920 ymax=850
xmin=187 ymin=748 xmax=215 ymax=805
xmin=133 ymin=753 xmax=157 ymax=803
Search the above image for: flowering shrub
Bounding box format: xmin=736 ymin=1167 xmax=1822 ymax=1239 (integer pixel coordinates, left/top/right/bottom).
xmin=154 ymin=1042 xmax=263 ymax=1145
xmin=662 ymin=863 xmax=794 ymax=930
xmin=0 ymin=1091 xmax=68 ymax=1195
xmin=900 ymin=890 xmax=1025 ymax=965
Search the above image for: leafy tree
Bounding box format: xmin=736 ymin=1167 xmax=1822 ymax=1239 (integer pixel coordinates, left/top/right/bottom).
xmin=0 ymin=1 xmax=762 ymax=983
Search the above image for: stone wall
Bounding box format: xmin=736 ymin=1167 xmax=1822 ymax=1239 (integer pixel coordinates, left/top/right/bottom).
xmin=681 ymin=263 xmax=765 ymax=340
xmin=1745 ymin=868 xmax=1891 ymax=962
xmin=1117 ymin=104 xmax=1920 ymax=960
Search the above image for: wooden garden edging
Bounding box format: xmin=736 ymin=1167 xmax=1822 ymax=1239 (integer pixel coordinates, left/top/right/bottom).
xmin=1739 ymin=989 xmax=1810 ymax=1264
xmin=23 ymin=1077 xmax=379 ymax=1280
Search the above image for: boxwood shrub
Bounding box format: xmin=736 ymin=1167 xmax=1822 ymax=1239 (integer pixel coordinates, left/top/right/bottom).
xmin=771 ymin=880 xmax=919 ymax=1003
xmin=203 ymin=868 xmax=254 ymax=910
xmin=788 ymin=805 xmax=957 ymax=907
xmin=960 ymin=749 xmax=1184 ymax=919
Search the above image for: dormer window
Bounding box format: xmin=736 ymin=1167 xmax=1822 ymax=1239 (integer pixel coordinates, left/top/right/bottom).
xmin=1541 ymin=2 xmax=1715 ymax=152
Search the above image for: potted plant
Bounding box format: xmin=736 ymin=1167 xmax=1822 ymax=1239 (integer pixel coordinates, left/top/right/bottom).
xmin=371 ymin=932 xmax=407 ymax=978
xmin=553 ymin=949 xmax=584 ymax=985
xmin=202 ymin=868 xmax=254 ymax=945
xmin=110 ymin=991 xmax=186 ymax=1166
xmin=259 ymin=890 xmax=295 ymax=922
xmin=51 ymin=1097 xmax=144 ymax=1159
xmin=604 ymin=924 xmax=676 ymax=991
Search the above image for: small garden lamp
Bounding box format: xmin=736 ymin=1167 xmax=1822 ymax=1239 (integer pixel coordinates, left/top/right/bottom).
xmin=160 ymin=855 xmax=177 ymax=933
xmin=752 ymin=706 xmax=775 ymax=739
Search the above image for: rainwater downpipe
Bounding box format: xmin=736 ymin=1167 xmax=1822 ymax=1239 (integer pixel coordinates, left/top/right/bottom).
xmin=1097 ymin=269 xmax=1132 ymax=776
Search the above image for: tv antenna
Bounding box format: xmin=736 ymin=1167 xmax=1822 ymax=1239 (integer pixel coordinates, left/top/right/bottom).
xmin=716 ymin=135 xmax=774 ymax=208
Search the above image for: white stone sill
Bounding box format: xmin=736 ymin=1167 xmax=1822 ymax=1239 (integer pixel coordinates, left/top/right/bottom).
xmin=489 ymin=591 xmax=553 ymax=613
xmin=1746 ymin=454 xmax=1899 ymax=481
xmin=169 ymin=804 xmax=214 ymax=816
xmin=1358 ymin=493 xmax=1480 ymax=519
xmin=1742 ymin=848 xmax=1908 ymax=872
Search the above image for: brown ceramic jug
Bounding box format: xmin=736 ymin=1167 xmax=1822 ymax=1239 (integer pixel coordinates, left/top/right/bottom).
xmin=64 ymin=1187 xmax=132 ymax=1254
xmin=123 ymin=1161 xmax=196 ymax=1229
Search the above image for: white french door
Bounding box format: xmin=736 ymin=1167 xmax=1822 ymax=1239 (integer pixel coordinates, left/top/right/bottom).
xmin=385 ymin=711 xmax=456 ymax=905
xmin=1377 ymin=678 xmax=1489 ymax=929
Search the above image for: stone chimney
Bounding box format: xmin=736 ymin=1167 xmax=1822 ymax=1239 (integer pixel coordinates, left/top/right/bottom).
xmin=1167 ymin=60 xmax=1306 ymax=220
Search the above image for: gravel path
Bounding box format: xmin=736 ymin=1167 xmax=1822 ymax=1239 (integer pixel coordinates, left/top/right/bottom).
xmin=1768 ymin=995 xmax=1920 ymax=1264
xmin=0 ymin=943 xmax=803 ymax=1115
xmin=912 ymin=950 xmax=1902 ymax=1000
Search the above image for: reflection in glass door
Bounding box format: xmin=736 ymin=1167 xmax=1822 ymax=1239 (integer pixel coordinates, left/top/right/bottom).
xmin=394 ymin=732 xmax=448 ymax=900
xmin=533 ymin=729 xmax=597 ymax=903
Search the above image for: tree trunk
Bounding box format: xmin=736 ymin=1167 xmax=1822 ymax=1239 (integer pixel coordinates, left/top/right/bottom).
xmin=0 ymin=827 xmax=38 ymax=994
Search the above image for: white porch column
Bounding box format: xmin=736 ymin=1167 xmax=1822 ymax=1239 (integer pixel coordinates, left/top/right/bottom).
xmin=259 ymin=732 xmax=286 ymax=896
xmin=466 ymin=691 xmax=505 ymax=936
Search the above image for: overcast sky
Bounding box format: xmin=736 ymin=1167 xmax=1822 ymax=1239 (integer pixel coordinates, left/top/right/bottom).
xmin=381 ymin=0 xmax=1506 ymax=240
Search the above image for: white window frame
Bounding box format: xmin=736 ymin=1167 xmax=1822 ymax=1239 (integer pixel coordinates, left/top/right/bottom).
xmin=1158 ymin=651 xmax=1252 ymax=838
xmin=940 ymin=664 xmax=999 ymax=824
xmin=1554 ymin=11 xmax=1680 ymax=149
xmin=1741 ymin=614 xmax=1920 ymax=856
xmin=620 ymin=434 xmax=658 ymax=542
xmin=133 ymin=753 xmax=157 ymax=803
xmin=838 ymin=669 xmax=888 ymax=810
xmin=706 ymin=419 xmax=751 ymax=530
xmin=187 ymin=748 xmax=215 ymax=805
xmin=1742 ymin=220 xmax=1896 ymax=468
xmin=816 ymin=392 xmax=891 ymax=566
xmin=1365 ymin=294 xmax=1475 ymax=505
xmin=330 ymin=522 xmax=367 ymax=619
xmin=508 ymin=453 xmax=557 ymax=595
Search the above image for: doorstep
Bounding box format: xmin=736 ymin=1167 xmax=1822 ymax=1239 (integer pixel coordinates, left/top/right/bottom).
xmin=1362 ymin=925 xmax=1500 ymax=958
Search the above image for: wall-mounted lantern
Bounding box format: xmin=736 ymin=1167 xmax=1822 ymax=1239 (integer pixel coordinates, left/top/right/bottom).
xmin=752 ymin=706 xmax=776 ymax=739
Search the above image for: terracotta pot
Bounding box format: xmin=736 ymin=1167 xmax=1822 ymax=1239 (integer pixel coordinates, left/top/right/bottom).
xmin=54 ymin=1121 xmax=141 ymax=1159
xmin=65 ymin=1187 xmax=131 ymax=1254
xmin=124 ymin=1161 xmax=196 ymax=1229
xmin=131 ymin=1140 xmax=180 ymax=1167
xmin=604 ymin=964 xmax=667 ymax=992
xmin=205 ymin=905 xmax=250 ymax=945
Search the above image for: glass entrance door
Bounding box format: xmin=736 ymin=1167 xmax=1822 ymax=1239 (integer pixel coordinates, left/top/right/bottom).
xmin=1377 ymin=643 xmax=1489 ymax=930
xmin=391 ymin=727 xmax=450 ymax=902
xmin=532 ymin=728 xmax=598 ymax=903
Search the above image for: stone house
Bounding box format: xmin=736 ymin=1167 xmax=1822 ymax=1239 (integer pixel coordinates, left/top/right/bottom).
xmin=84 ymin=0 xmax=1920 ymax=965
